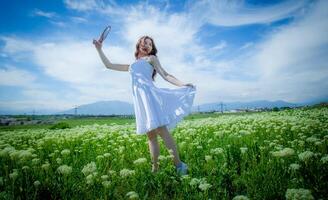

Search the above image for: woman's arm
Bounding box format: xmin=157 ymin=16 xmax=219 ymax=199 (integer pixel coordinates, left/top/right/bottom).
xmin=149 ymin=55 xmax=193 ymax=87
xmin=93 ymin=39 xmax=129 ymax=72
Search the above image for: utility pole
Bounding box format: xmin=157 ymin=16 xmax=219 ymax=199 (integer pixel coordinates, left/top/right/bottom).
xmin=74 ymin=105 xmax=78 ymax=116
xmin=32 ymin=109 xmax=35 ymax=120
xmin=218 ymin=102 xmax=226 ymax=113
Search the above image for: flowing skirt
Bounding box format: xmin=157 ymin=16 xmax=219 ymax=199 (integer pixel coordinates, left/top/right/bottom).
xmin=132 ymin=83 xmax=196 ymax=135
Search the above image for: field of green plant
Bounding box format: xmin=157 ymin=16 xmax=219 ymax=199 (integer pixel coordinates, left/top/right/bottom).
xmin=0 ymin=107 xmax=327 ymax=199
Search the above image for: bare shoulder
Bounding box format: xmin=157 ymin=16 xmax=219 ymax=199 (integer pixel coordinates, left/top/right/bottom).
xmin=148 ymin=55 xmax=158 ymax=61
xmin=148 ymin=55 xmax=159 ymax=65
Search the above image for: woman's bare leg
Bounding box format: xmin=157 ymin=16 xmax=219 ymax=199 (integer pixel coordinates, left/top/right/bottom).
xmin=146 ymin=129 xmax=160 ymax=172
xmin=156 ymin=125 xmax=182 ymax=167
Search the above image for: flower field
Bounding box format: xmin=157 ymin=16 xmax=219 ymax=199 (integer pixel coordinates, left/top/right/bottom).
xmin=0 ymin=107 xmax=327 ymax=199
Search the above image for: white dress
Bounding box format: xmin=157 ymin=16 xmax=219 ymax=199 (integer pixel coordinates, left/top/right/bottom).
xmin=128 ymin=57 xmax=196 ymax=135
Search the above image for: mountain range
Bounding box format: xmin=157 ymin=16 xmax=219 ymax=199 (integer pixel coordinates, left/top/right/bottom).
xmin=56 ymin=99 xmax=325 ymax=115
xmin=1 ymin=98 xmax=326 ymax=115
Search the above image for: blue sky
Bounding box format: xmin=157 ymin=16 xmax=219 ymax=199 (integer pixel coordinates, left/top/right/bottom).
xmin=0 ymin=0 xmax=327 ymax=114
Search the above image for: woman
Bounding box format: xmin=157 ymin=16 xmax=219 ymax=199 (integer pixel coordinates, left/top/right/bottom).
xmin=93 ymin=35 xmax=196 ymax=175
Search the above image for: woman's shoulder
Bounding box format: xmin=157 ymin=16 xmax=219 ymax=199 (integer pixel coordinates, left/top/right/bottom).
xmin=147 ymin=55 xmax=159 ymax=63
xmin=148 ymin=55 xmax=158 ymax=59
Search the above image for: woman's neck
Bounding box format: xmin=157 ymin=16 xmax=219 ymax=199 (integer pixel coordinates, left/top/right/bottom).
xmin=137 ymin=53 xmax=149 ymax=59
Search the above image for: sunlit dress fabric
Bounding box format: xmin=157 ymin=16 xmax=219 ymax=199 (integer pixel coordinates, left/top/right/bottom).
xmin=128 ymin=58 xmax=196 ymax=135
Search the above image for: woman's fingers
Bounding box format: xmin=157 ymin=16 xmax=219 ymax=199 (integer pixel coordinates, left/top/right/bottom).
xmin=183 ymin=83 xmax=196 ymax=89
xmin=93 ymin=39 xmax=102 ymax=49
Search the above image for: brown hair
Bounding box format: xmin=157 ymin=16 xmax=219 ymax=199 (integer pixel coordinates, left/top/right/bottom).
xmin=134 ymin=36 xmax=158 ymax=81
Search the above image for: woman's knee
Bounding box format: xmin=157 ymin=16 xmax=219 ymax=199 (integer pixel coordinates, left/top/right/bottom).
xmin=156 ymin=126 xmax=168 ymax=137
xmin=147 ymin=129 xmax=158 ymax=141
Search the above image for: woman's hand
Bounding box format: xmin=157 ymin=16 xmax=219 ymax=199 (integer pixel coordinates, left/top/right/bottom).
xmin=93 ymin=39 xmax=103 ymax=50
xmin=183 ymin=83 xmax=196 ymax=89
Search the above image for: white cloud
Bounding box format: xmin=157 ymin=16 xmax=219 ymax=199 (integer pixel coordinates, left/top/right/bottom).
xmin=0 ymin=66 xmax=37 ymax=87
xmin=211 ymin=41 xmax=227 ymax=51
xmin=187 ymin=0 xmax=308 ymax=26
xmin=250 ymin=0 xmax=328 ymax=102
xmin=71 ymin=16 xmax=88 ymax=23
xmin=32 ymin=9 xmax=57 ymax=19
xmin=1 ymin=0 xmax=326 ymax=113
xmin=0 ymin=99 xmax=73 ymax=111
xmin=239 ymin=42 xmax=253 ymax=50
xmin=63 ymin=0 xmax=99 ymax=11
xmin=1 ymin=36 xmax=35 ymax=54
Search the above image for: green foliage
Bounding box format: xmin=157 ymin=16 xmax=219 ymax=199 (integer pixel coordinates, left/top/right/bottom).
xmin=272 ymin=107 xmax=280 ymax=112
xmin=0 ymin=107 xmax=327 ymax=199
xmin=49 ymin=122 xmax=71 ymax=130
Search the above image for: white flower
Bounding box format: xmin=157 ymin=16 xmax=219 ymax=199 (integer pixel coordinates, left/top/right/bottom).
xmin=32 ymin=158 xmax=41 ymax=165
xmin=271 ymin=148 xmax=295 ymax=157
xmin=34 ymin=180 xmax=41 ymax=188
xmin=205 ymin=155 xmax=212 ymax=162
xmin=320 ymin=154 xmax=328 ymax=164
xmin=210 ymin=148 xmax=224 ymax=155
xmin=41 ymin=163 xmax=50 ymax=171
xmin=298 ymin=151 xmax=314 ymax=162
xmin=126 ymin=191 xmax=139 ymax=199
xmin=120 ymin=169 xmax=135 ymax=178
xmin=56 ymin=158 xmax=62 ymax=165
xmin=168 ymin=149 xmax=174 ymax=155
xmin=102 ymin=180 xmax=111 ymax=188
xmin=232 ymin=195 xmax=250 ymax=200
xmin=239 ymin=130 xmax=250 ymax=136
xmin=101 ymin=175 xmax=109 ymax=180
xmin=103 ymin=153 xmax=111 ymax=158
xmin=133 ymin=158 xmax=147 ymax=165
xmin=107 ymin=170 xmax=116 ymax=175
xmin=61 ymin=149 xmax=70 ymax=156
xmin=166 ymin=154 xmax=174 ymax=159
xmin=158 ymin=155 xmax=167 ymax=161
xmin=18 ymin=150 xmax=33 ymax=161
xmin=306 ymin=137 xmax=320 ymax=143
xmin=82 ymin=162 xmax=97 ymax=176
xmin=285 ymin=188 xmax=314 ymax=200
xmin=96 ymin=155 xmax=104 ymax=160
xmin=289 ymin=163 xmax=300 ymax=172
xmin=189 ymin=178 xmax=200 ymax=186
xmin=57 ymin=165 xmax=72 ymax=175
xmin=86 ymin=174 xmax=95 ymax=185
xmin=240 ymin=147 xmax=248 ymax=154
xmin=9 ymin=170 xmax=19 ymax=181
xmin=198 ymin=182 xmax=212 ymax=191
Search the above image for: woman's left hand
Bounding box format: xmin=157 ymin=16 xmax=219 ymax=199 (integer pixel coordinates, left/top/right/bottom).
xmin=183 ymin=83 xmax=196 ymax=89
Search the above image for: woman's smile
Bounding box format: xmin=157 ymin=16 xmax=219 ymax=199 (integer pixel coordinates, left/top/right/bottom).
xmin=140 ymin=38 xmax=153 ymax=54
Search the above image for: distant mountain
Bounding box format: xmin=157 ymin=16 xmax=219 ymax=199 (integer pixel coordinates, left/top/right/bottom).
xmin=56 ymin=100 xmax=134 ymax=115
xmin=1 ymin=98 xmax=327 ymax=115
xmin=194 ymin=100 xmax=302 ymax=112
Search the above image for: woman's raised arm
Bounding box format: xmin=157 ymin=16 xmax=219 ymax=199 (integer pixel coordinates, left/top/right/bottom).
xmin=93 ymin=39 xmax=129 ymax=72
xmin=150 ymin=55 xmax=195 ymax=88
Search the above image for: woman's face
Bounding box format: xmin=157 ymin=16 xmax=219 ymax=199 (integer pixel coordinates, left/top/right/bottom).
xmin=139 ymin=38 xmax=153 ymax=55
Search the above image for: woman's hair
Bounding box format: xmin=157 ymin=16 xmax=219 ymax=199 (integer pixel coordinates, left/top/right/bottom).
xmin=134 ymin=36 xmax=158 ymax=81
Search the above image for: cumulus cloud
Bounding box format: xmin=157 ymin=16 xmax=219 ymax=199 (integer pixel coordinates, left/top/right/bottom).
xmin=186 ymin=0 xmax=308 ymax=26
xmin=0 ymin=66 xmax=37 ymax=87
xmin=1 ymin=0 xmax=326 ymax=112
xmin=249 ymin=0 xmax=328 ymax=102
